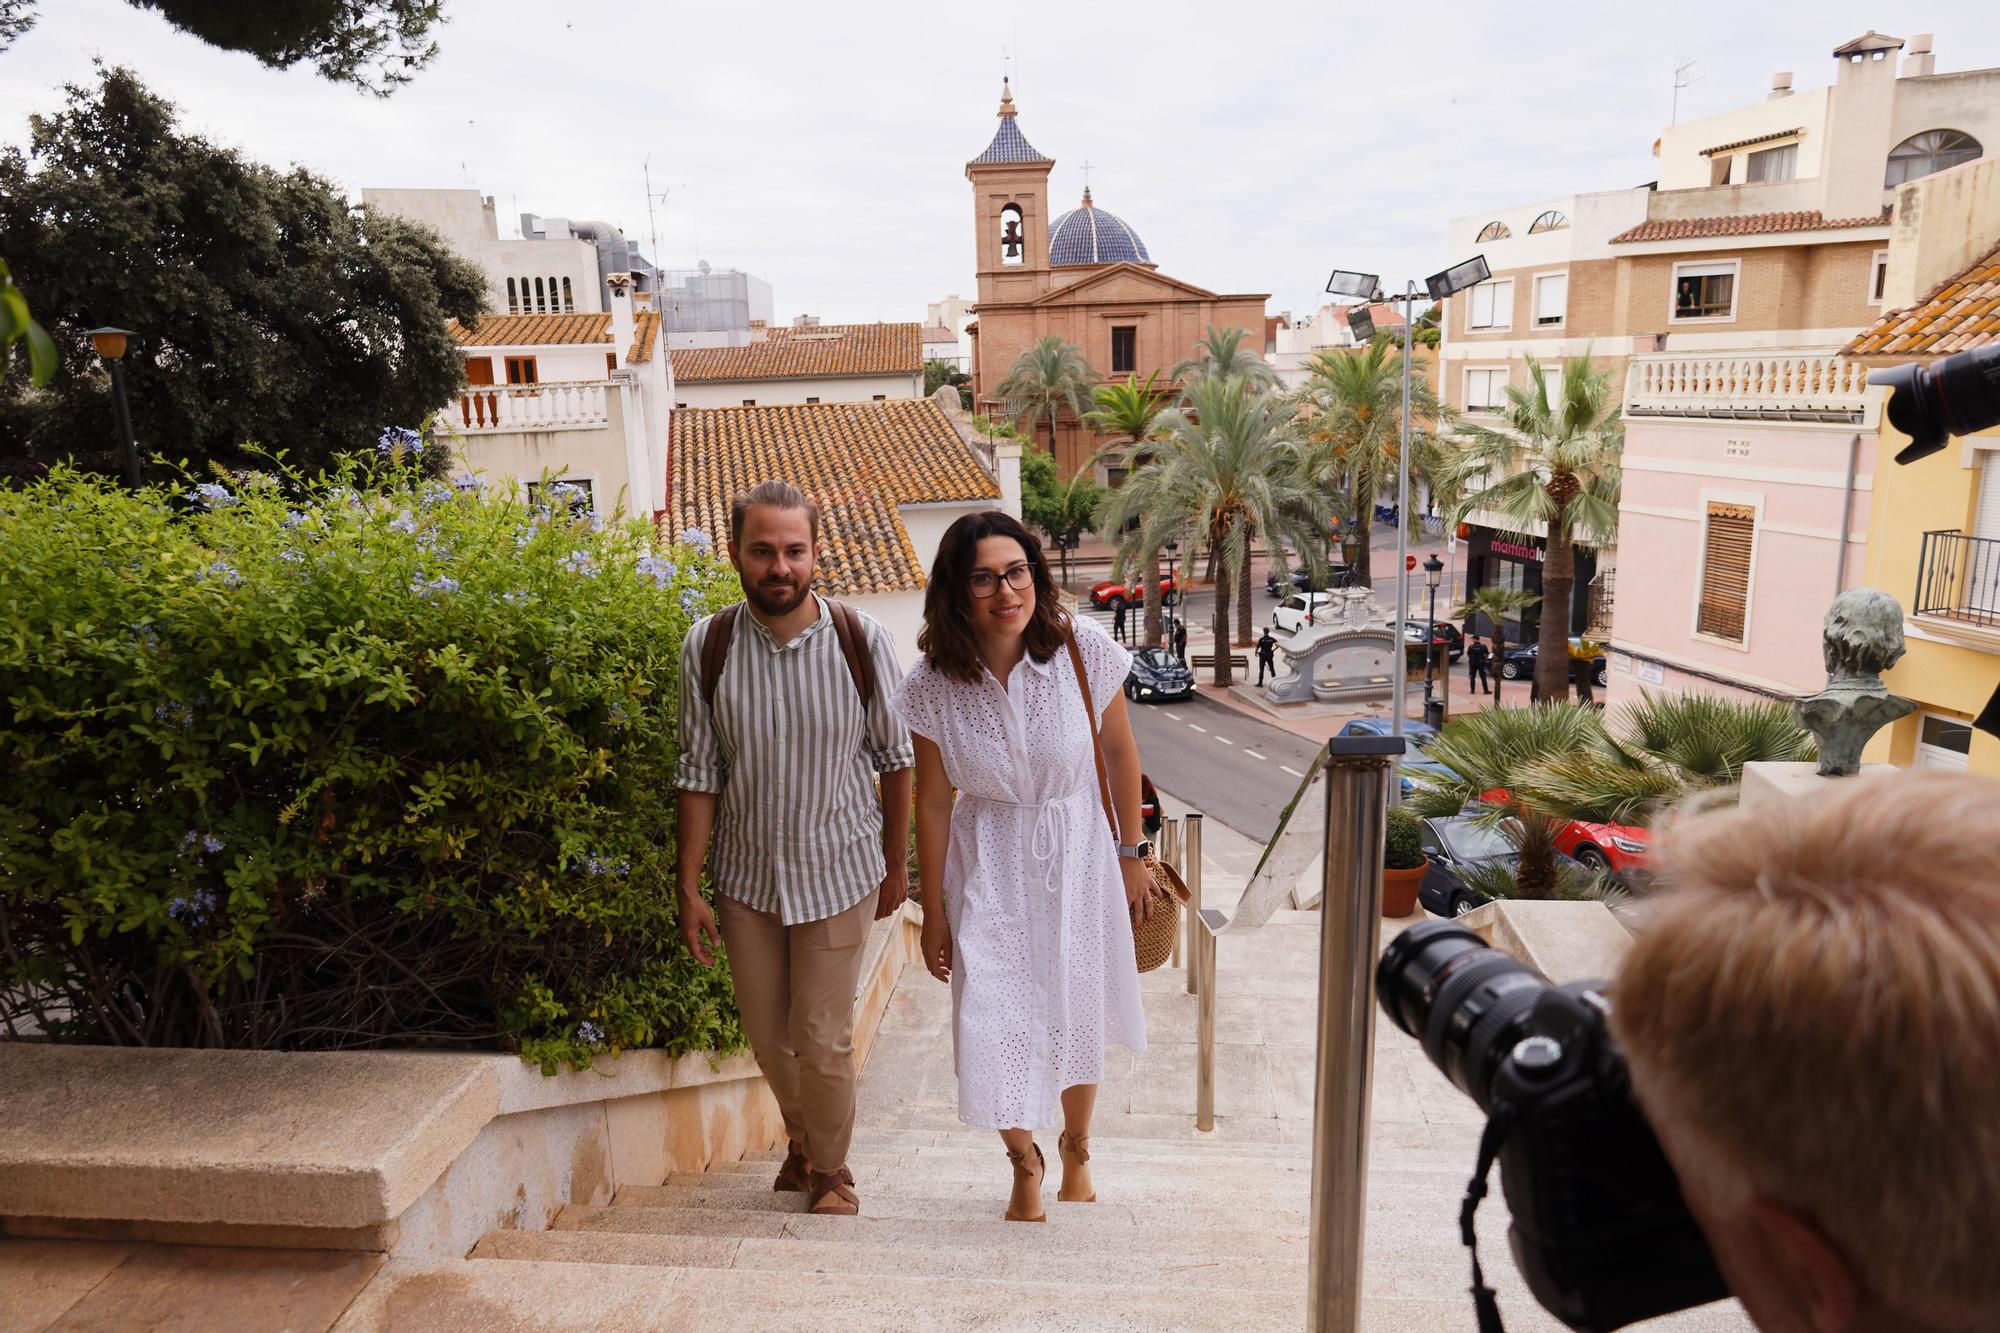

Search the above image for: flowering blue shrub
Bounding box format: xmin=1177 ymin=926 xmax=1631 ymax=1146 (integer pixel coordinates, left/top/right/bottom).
xmin=0 ymin=463 xmax=739 ymax=1071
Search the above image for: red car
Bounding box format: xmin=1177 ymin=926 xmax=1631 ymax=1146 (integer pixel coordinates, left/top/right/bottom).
xmin=1478 ymin=789 xmax=1651 ymax=880
xmin=1088 ymin=575 xmax=1178 ymax=610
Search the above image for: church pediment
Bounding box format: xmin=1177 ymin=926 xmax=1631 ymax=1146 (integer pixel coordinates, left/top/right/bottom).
xmin=1027 ymin=263 xmax=1223 ymax=306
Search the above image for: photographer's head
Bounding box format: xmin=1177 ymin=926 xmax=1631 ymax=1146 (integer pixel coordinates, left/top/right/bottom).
xmin=1613 ymin=771 xmax=2000 ymax=1333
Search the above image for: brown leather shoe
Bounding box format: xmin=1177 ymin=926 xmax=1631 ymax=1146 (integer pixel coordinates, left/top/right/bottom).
xmin=1056 ymin=1131 xmax=1096 ymax=1203
xmin=773 ymin=1141 xmax=810 ymax=1193
xmin=807 ymin=1166 xmax=859 ymax=1216
xmin=1004 ymin=1143 xmax=1046 ymax=1222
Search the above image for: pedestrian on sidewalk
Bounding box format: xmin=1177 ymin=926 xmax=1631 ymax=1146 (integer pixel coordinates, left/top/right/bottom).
xmin=1172 ymin=617 xmax=1188 ymax=662
xmin=1111 ymin=598 xmax=1128 ymax=644
xmin=1466 ymin=635 xmax=1493 ymax=695
xmin=1256 ymin=627 xmax=1278 ymax=685
xmin=675 ymin=480 xmax=914 ymax=1220
xmin=894 ymin=510 xmax=1150 ymax=1225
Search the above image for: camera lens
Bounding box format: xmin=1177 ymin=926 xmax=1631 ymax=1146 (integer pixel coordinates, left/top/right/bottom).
xmin=1377 ymin=921 xmax=1552 ymax=1110
xmin=1871 ymin=345 xmax=2000 ymax=465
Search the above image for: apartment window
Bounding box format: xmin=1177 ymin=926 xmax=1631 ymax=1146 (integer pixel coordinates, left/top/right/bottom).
xmin=504 ymin=356 xmax=539 ymax=385
xmin=674 ymin=401 xmax=687 ymax=409
xmin=805 ymin=396 xmax=820 ymax=404
xmin=1467 ymin=280 xmax=1513 ymax=330
xmin=505 ymin=277 xmax=519 ymax=314
xmin=1538 ymin=364 xmax=1565 ymax=409
xmin=1528 ymin=211 xmax=1568 ymax=234
xmin=533 ymin=277 xmax=547 ymax=313
xmin=1745 ymin=143 xmax=1797 ymax=182
xmin=742 ymin=398 xmax=756 ymax=407
xmin=563 ymin=277 xmax=575 ymax=313
xmin=1673 ymin=262 xmax=1738 ymax=320
xmin=1476 ymin=221 xmax=1511 ymax=242
xmin=872 ymin=394 xmax=887 ymax=401
xmin=1464 ymin=368 xmax=1508 ymax=411
xmin=1532 ymin=272 xmax=1567 ymax=328
xmin=1709 ymin=156 xmax=1733 ymax=187
xmin=1915 ymin=713 xmax=1973 ymax=772
xmin=1111 ymin=325 xmax=1137 ymax=373
xmin=1696 ymin=501 xmax=1756 ymax=642
xmin=1885 ymin=130 xmax=1982 ymax=187
xmin=1869 ymin=249 xmax=1890 ymax=304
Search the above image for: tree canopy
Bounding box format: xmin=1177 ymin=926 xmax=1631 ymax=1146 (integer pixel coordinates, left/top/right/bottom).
xmin=0 ymin=68 xmax=487 ymax=483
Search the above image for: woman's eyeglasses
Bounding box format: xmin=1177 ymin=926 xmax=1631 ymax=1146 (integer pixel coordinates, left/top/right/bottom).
xmin=968 ymin=563 xmax=1035 ymax=598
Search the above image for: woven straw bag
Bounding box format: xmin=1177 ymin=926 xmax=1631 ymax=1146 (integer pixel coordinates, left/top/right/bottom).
xmin=1065 ymin=629 xmax=1189 ymax=974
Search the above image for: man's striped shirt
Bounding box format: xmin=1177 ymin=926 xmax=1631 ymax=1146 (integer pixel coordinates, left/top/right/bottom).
xmin=675 ymin=596 xmax=914 ymax=924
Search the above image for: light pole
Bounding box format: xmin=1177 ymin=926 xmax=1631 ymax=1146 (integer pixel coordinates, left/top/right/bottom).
xmin=1164 ymin=537 xmax=1180 ymax=649
xmin=87 ymin=327 xmax=141 ymax=489
xmin=1423 ymin=553 xmax=1444 ymax=729
xmin=1326 ymin=257 xmax=1490 ymax=787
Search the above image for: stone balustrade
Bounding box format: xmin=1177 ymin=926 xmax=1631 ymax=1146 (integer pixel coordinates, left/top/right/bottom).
xmin=455 ymin=380 xmax=612 ymax=434
xmin=1625 ymin=349 xmax=1876 ymax=422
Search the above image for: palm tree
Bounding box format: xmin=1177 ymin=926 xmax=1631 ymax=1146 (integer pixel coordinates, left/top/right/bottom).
xmin=1298 ymin=341 xmax=1445 ymax=586
xmin=1172 ymin=324 xmax=1278 ymax=390
xmin=1099 ymin=376 xmax=1337 ymax=687
xmin=1441 ymin=353 xmax=1621 ymax=704
xmin=996 ymin=336 xmax=1099 ymax=459
xmin=1084 ymin=372 xmax=1173 ymax=643
xmin=1452 ymin=585 xmax=1541 ymax=708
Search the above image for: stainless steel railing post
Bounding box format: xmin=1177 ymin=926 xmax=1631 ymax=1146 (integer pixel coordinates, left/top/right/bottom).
xmin=1188 ymin=814 xmax=1215 ymax=1132
xmin=1184 ymin=811 xmax=1202 ymax=996
xmin=1306 ymin=736 xmax=1401 ymax=1333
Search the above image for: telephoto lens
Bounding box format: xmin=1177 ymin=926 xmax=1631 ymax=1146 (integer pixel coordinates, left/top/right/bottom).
xmin=1870 ymin=343 xmax=2000 ymax=464
xmin=1376 ymin=919 xmax=1552 ymax=1111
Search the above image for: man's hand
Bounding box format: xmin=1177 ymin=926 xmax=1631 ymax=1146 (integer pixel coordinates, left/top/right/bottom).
xmin=875 ymin=866 xmax=909 ymax=920
xmin=679 ymin=890 xmax=721 ymax=966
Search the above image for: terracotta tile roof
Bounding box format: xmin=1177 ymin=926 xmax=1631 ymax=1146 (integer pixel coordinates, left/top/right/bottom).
xmin=450 ymin=311 xmax=660 ymax=363
xmin=669 ymin=323 xmax=924 ymax=384
xmin=1609 ymin=210 xmax=1890 ymax=244
xmin=1701 ymin=127 xmax=1804 ymax=156
xmin=1844 ymin=237 xmax=2000 ymax=357
xmin=669 ymin=399 xmax=1000 ymax=595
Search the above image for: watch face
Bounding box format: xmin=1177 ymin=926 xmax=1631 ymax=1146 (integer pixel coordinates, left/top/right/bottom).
xmin=1131 ymin=840 xmax=1155 ymax=858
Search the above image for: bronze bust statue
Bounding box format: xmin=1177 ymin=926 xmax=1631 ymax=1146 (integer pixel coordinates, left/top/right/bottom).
xmin=1794 ymin=588 xmax=1916 ymax=776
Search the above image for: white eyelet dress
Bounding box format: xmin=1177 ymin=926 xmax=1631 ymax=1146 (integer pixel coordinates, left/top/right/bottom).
xmin=890 ymin=618 xmax=1147 ymax=1131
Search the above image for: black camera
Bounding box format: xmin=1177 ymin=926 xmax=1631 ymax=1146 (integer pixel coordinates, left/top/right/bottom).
xmin=1376 ymin=922 xmax=1728 ymax=1332
xmin=1870 ymin=343 xmax=2000 ymax=464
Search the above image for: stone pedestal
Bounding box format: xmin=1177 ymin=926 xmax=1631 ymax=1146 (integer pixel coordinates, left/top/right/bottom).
xmin=1456 ymin=899 xmax=1632 ymax=984
xmin=1740 ymin=760 xmax=1897 ymax=811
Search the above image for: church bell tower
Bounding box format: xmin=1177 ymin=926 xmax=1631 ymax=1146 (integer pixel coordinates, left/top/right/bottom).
xmin=966 ymin=79 xmax=1054 ymax=308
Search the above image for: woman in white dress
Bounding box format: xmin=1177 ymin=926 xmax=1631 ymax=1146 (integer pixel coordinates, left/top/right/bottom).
xmin=891 ymin=510 xmax=1151 ymax=1223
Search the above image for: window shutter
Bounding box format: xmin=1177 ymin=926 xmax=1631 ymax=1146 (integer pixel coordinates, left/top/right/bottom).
xmin=1697 ymin=502 xmax=1755 ymax=640
xmin=1493 ymin=281 xmax=1513 ymax=328
xmin=1975 ymin=458 xmax=2000 ymax=542
xmin=1535 ymin=273 xmax=1567 ymax=323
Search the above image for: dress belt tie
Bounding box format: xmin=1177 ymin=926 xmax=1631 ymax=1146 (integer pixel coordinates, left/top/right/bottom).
xmin=964 ymin=789 xmax=1091 ymax=894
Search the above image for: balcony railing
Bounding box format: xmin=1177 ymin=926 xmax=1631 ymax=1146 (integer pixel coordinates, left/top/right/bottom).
xmin=1626 ymin=350 xmax=1873 ymax=423
xmin=456 ymin=381 xmax=612 ymax=434
xmin=1914 ymin=529 xmax=2000 ymax=629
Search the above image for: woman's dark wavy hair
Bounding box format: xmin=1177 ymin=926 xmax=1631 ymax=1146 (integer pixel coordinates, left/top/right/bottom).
xmin=918 ymin=510 xmax=1068 ymax=684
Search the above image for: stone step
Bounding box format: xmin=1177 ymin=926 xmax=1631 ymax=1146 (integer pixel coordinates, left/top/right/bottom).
xmin=611 ymin=1183 xmax=1313 ymax=1232
xmin=658 ymin=1165 xmax=1313 ymax=1210
xmin=806 ymin=1126 xmax=1314 ymax=1161
xmin=332 ymin=1256 xmax=1311 ymax=1332
xmin=695 ymin=1150 xmax=1316 ymax=1185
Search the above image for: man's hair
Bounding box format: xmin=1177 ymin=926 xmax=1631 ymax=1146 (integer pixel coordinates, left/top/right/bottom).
xmin=1612 ymin=771 xmax=2000 ymax=1323
xmin=729 ymin=479 xmax=819 ymax=545
xmin=917 ymin=509 xmax=1066 ymax=684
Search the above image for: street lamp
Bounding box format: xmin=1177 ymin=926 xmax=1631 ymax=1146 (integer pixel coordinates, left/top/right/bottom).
xmin=1345 ymin=304 xmax=1375 ymax=344
xmin=1423 ymin=553 xmax=1444 ymax=729
xmin=1164 ymin=538 xmax=1181 ymax=645
xmin=87 ymin=327 xmax=141 ymax=488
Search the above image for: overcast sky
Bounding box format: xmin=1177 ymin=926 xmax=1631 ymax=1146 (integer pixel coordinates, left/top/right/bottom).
xmin=6 ymin=0 xmax=1997 ymax=326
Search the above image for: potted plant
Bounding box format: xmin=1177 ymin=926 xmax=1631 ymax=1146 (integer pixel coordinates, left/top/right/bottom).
xmin=1383 ymin=806 xmax=1428 ymax=918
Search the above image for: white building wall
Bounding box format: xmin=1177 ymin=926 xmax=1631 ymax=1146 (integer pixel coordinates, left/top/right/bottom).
xmin=848 ymin=591 xmax=928 ymax=676
xmin=362 ymin=187 xmax=602 ymax=315
xmin=462 ymin=345 xmax=619 ymax=384
xmin=673 ymin=372 xmax=923 ymax=408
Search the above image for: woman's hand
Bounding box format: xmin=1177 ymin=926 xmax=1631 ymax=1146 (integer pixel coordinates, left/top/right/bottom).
xmin=1121 ymin=855 xmax=1153 ymax=925
xmin=921 ymin=911 xmax=954 ymax=983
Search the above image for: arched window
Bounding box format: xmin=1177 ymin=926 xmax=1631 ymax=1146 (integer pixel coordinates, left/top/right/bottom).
xmin=999 ymin=203 xmax=1026 ymax=266
xmin=1476 ymin=221 xmax=1511 ymax=243
xmin=1885 ymin=130 xmax=1983 ymax=187
xmin=1528 ymin=211 xmax=1568 ymax=234
xmin=562 ymin=277 xmax=574 ymax=312
xmin=506 ymin=277 xmax=519 ymax=314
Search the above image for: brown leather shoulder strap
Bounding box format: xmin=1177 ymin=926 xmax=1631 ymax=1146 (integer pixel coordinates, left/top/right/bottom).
xmin=827 ymin=600 xmax=876 ymax=708
xmin=1064 ymin=622 xmax=1120 ymax=841
xmin=699 ymin=603 xmax=740 ymax=708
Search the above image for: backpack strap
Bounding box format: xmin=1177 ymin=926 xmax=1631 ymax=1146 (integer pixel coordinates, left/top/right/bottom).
xmin=699 ymin=603 xmax=740 ymax=709
xmin=827 ymin=600 xmax=877 ymax=708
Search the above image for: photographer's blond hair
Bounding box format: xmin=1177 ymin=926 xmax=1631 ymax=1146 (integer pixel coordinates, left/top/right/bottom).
xmin=1612 ymin=770 xmax=2000 ymax=1325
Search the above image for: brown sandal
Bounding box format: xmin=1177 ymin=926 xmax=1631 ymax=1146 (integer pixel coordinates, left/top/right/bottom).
xmin=1004 ymin=1143 xmax=1046 ymax=1222
xmin=773 ymin=1141 xmax=810 ymax=1193
xmin=807 ymin=1166 xmax=859 ymax=1216
xmin=1057 ymin=1131 xmax=1096 ymax=1203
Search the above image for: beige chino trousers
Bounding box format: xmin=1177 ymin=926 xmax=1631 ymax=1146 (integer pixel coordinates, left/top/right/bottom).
xmin=715 ymin=889 xmax=879 ymax=1173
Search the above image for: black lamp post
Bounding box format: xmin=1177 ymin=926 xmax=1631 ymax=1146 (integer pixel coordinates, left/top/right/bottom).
xmin=87 ymin=327 xmax=141 ymax=488
xmin=1423 ymin=553 xmax=1445 ymax=729
xmin=1163 ymin=538 xmax=1180 ymax=648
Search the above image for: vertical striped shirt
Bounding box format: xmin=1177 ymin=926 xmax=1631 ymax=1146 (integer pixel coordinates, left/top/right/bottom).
xmin=675 ymin=596 xmax=914 ymax=925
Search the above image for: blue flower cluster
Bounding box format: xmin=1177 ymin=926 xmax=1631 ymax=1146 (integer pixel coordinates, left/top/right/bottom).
xmin=281 ymin=509 xmax=309 ymax=530
xmin=377 ymin=426 xmax=424 ymax=458
xmin=410 ymin=572 xmax=460 ymax=599
xmin=576 ymin=1021 xmax=605 ymax=1045
xmin=130 ymin=622 xmax=161 ymax=649
xmin=180 ymin=830 xmax=227 ymax=856
xmin=680 ymin=588 xmax=704 ymax=617
xmin=153 ymin=699 xmax=194 ymax=729
xmin=634 ymin=554 xmax=677 ymax=588
xmin=280 ymin=549 xmax=306 ymax=565
xmin=190 ymin=482 xmax=237 ymax=509
xmin=564 ymin=550 xmax=596 ymax=576
xmin=583 ymin=855 xmax=631 ymax=877
xmin=679 ymin=527 xmax=714 ymax=553
xmin=419 ymin=483 xmax=455 ymax=509
xmin=167 ymin=889 xmax=220 ymax=924
xmin=202 ymin=561 xmax=242 ymax=588
xmin=389 ymin=512 xmax=419 ymax=535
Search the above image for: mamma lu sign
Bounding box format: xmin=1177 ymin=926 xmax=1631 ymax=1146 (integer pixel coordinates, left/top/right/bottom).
xmin=1490 ymin=539 xmax=1543 ymax=561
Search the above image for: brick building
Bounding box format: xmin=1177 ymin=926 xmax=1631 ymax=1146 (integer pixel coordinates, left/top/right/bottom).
xmin=963 ymin=81 xmax=1269 ymax=478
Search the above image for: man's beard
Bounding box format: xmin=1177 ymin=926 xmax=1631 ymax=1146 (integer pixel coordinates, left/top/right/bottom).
xmin=745 ymin=577 xmax=811 ymax=617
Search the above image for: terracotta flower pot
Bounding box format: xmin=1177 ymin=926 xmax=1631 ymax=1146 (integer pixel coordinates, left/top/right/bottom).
xmin=1382 ymin=859 xmax=1427 ymax=918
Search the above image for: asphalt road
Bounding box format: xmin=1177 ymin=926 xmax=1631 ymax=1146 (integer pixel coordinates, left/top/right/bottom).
xmin=1123 ymin=691 xmax=1324 ymax=844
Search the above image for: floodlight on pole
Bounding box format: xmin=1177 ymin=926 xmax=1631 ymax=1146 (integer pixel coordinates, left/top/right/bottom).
xmin=1346 ymin=305 xmax=1376 ymax=343
xmin=1426 ymin=254 xmax=1492 ymax=302
xmin=1325 ymin=269 xmax=1378 ymax=299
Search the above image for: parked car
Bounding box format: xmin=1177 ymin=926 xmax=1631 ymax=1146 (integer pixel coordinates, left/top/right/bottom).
xmin=1125 ymin=647 xmax=1195 ymax=703
xmin=1477 ymin=787 xmax=1652 ymax=882
xmin=1140 ymin=774 xmax=1163 ymax=838
xmin=1088 ymin=575 xmax=1178 ymax=611
xmin=1414 ymin=814 xmax=1522 ymax=917
xmin=1397 ymin=619 xmax=1464 ymax=662
xmin=1265 ymin=564 xmax=1352 ymax=597
xmin=1334 ymin=717 xmax=1460 ymax=797
xmin=1500 ymin=638 xmax=1609 ymax=687
xmin=1272 ymin=591 xmax=1341 ymax=633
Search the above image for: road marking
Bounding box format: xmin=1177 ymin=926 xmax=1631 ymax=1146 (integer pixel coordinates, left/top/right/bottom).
xmin=1214 ymin=735 xmax=1234 ymax=745
xmin=1244 ymin=750 xmax=1266 ymax=761
xmin=1280 ymin=764 xmax=1305 ymax=778
xmin=1162 ymin=711 xmax=1182 ymax=721
xmin=1187 ymin=724 xmax=1207 ymax=733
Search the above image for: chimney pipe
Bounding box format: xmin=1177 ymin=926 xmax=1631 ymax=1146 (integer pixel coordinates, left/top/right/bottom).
xmin=1769 ymin=71 xmax=1794 ymax=99
xmin=1902 ymin=34 xmax=1935 ymax=77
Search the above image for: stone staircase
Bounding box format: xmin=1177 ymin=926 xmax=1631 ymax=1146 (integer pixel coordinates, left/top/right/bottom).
xmin=329 ymin=909 xmax=1751 ymax=1331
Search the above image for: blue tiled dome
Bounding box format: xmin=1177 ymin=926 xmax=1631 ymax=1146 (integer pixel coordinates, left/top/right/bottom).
xmin=1049 ymin=190 xmax=1151 ymax=266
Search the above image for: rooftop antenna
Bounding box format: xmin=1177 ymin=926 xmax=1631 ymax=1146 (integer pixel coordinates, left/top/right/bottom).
xmin=1671 ymin=56 xmax=1702 ymax=125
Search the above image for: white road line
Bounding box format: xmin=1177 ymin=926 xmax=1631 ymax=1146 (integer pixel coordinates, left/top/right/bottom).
xmin=1280 ymin=764 xmax=1305 ymax=778
xmin=1214 ymin=735 xmax=1234 ymax=745
xmin=1187 ymin=724 xmax=1207 ymax=733
xmin=1244 ymin=750 xmax=1266 ymax=761
xmin=1162 ymin=711 xmax=1182 ymax=721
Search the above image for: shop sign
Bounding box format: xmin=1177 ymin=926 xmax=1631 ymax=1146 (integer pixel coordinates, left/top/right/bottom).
xmin=1490 ymin=539 xmax=1543 ymax=561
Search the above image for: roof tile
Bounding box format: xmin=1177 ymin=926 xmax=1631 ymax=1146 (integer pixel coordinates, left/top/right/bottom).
xmin=1609 ymin=210 xmax=1889 ymax=244
xmin=1843 ymin=236 xmax=2000 ymax=358
xmin=669 ymin=323 xmax=923 ymax=384
xmin=668 ymin=400 xmax=1000 ymax=595
xmin=450 ymin=311 xmax=660 ymax=363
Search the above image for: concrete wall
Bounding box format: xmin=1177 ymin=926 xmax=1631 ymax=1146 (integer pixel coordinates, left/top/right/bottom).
xmin=674 ymin=372 xmax=923 ymax=409
xmin=456 ymin=385 xmax=638 ymax=514
xmin=363 ymin=187 xmax=602 ymax=316
xmin=1656 ymin=88 xmax=1836 ymax=192
xmin=463 ymin=345 xmax=620 ymax=385
xmin=1880 ymin=155 xmax=2000 ymax=309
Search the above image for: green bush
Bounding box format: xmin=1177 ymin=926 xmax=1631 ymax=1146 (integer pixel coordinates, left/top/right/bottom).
xmin=1384 ymin=807 xmax=1426 ymax=871
xmin=0 ymin=454 xmax=741 ymax=1072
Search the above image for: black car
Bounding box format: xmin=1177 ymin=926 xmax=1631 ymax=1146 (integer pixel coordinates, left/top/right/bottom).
xmin=1414 ymin=814 xmax=1520 ymax=917
xmin=1501 ymin=639 xmax=1609 ymax=687
xmin=1266 ymin=564 xmax=1351 ymax=596
xmin=1398 ymin=618 xmax=1464 ymax=662
xmin=1125 ymin=647 xmax=1195 ymax=703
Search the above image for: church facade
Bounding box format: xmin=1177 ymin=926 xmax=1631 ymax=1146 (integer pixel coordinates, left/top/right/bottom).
xmin=964 ymin=82 xmax=1270 ymax=479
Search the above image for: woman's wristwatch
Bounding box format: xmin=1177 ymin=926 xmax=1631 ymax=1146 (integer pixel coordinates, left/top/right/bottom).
xmin=1117 ymin=840 xmax=1155 ymax=860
